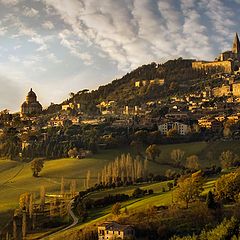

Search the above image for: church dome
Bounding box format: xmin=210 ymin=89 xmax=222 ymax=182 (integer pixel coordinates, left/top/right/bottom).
xmin=21 ymin=101 xmax=28 ymax=107
xmin=26 ymin=88 xmax=37 ymax=103
xmin=20 ymin=88 xmax=42 ymax=116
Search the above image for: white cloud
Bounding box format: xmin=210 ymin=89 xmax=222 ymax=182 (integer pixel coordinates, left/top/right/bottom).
xmin=199 ymin=0 xmax=235 ymax=51
xmin=0 ymin=0 xmax=19 ymax=6
xmin=44 ymin=0 xmax=217 ymax=69
xmin=14 ymin=45 xmax=22 ymax=50
xmin=0 ymin=75 xmax=23 ymax=111
xmin=0 ymin=26 xmax=7 ymax=36
xmin=59 ymin=29 xmax=93 ymax=65
xmin=42 ymin=20 xmax=54 ymax=29
xmin=47 ymin=53 xmax=62 ymax=63
xmin=178 ymin=0 xmax=213 ymax=60
xmin=22 ymin=7 xmax=39 ymax=17
xmin=8 ymin=55 xmax=20 ymax=62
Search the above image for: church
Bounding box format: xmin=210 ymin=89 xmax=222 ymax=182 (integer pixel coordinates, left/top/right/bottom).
xmin=20 ymin=88 xmax=42 ymax=117
xmin=217 ymin=33 xmax=240 ymax=62
xmin=192 ymin=33 xmax=240 ymax=73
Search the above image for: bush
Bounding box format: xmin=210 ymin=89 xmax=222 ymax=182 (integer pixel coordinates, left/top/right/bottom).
xmin=132 ymin=188 xmax=145 ymax=198
xmin=148 ymin=189 xmax=154 ymax=195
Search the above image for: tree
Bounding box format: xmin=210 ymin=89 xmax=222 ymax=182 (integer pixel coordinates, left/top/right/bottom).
xmin=31 ymin=158 xmax=44 ymax=177
xmin=130 ymin=140 xmax=143 ymax=155
xmin=134 ymin=130 xmax=148 ymax=144
xmin=70 ymin=179 xmax=77 ymax=197
xmin=223 ymin=127 xmax=231 ymax=138
xmin=206 ymin=191 xmax=216 ymax=209
xmin=132 ymin=187 xmax=145 ymax=198
xmin=40 ymin=186 xmax=45 ymax=211
xmin=176 ymin=176 xmax=203 ymax=208
xmin=215 ymin=169 xmax=240 ymax=202
xmin=68 ymin=148 xmax=78 ymax=158
xmin=86 ymin=170 xmax=91 ymax=189
xmin=219 ymin=150 xmax=238 ymax=169
xmin=171 ymin=149 xmax=185 ymax=166
xmin=185 ymin=155 xmax=200 ymax=170
xmin=167 ymin=182 xmax=174 ymax=191
xmin=111 ymin=202 xmax=121 ymax=216
xmin=60 ymin=177 xmax=65 ymax=196
xmin=145 ymin=144 xmax=161 ymax=161
xmin=166 ymin=128 xmax=178 ymax=137
xmin=165 ymin=169 xmax=176 ymax=179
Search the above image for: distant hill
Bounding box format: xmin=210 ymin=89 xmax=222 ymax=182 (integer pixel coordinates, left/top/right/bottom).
xmin=46 ymin=58 xmax=206 ymax=114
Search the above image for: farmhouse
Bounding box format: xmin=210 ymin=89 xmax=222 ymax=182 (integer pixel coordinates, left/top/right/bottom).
xmin=98 ymin=221 xmax=135 ymax=240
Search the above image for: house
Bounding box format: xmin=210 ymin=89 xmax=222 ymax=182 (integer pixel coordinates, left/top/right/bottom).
xmin=198 ymin=118 xmax=222 ymax=131
xmin=212 ymin=85 xmax=231 ymax=97
xmin=98 ymin=221 xmax=135 ymax=240
xmin=135 ymin=79 xmax=164 ymax=88
xmin=158 ymin=121 xmax=190 ymax=135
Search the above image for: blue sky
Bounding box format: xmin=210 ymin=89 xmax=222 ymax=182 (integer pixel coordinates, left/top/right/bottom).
xmin=0 ymin=0 xmax=240 ymax=112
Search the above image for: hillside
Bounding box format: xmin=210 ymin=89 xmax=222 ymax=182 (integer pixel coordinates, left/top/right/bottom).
xmin=49 ymin=58 xmax=206 ymax=114
xmin=1 ymin=140 xmax=237 ymax=230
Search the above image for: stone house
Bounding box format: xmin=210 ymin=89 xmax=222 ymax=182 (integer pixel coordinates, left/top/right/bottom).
xmin=98 ymin=221 xmax=135 ymax=240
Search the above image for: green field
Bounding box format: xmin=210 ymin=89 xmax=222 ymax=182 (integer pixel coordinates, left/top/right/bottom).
xmin=42 ymin=176 xmax=220 ymax=240
xmin=0 ymin=140 xmax=238 ymax=230
xmin=42 ymin=181 xmax=174 ymax=240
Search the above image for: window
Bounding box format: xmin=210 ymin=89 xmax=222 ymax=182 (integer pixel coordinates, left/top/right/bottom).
xmin=118 ymin=231 xmax=121 ymax=235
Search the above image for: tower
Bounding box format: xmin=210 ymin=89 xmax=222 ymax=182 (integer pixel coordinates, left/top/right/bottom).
xmin=232 ymin=32 xmax=240 ymax=61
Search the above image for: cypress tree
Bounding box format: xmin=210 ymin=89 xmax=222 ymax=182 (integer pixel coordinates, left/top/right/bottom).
xmin=206 ymin=191 xmax=216 ymax=209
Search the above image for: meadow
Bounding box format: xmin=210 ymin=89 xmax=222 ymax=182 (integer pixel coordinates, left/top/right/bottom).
xmin=0 ymin=140 xmax=236 ymax=229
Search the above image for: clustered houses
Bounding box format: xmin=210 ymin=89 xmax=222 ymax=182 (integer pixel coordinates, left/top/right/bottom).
xmin=1 ymin=34 xmax=240 ymax=158
xmin=98 ymin=221 xmax=135 ymax=240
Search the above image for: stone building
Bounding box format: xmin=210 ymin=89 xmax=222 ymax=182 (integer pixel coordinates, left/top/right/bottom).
xmin=192 ymin=33 xmax=240 ymax=74
xmin=232 ymin=82 xmax=240 ymax=97
xmin=158 ymin=121 xmax=190 ymax=135
xmin=212 ymin=85 xmax=231 ymax=97
xmin=98 ymin=221 xmax=135 ymax=240
xmin=192 ymin=60 xmax=233 ymax=73
xmin=217 ymin=33 xmax=240 ymax=62
xmin=20 ymin=88 xmax=42 ymax=117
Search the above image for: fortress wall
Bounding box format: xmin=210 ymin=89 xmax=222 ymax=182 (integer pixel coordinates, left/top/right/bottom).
xmin=192 ymin=61 xmax=233 ymax=73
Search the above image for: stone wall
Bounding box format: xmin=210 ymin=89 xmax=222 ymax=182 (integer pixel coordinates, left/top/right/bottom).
xmin=192 ymin=60 xmax=233 ymax=73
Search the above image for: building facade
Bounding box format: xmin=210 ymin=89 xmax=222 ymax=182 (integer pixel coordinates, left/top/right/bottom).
xmin=192 ymin=33 xmax=240 ymax=74
xmin=98 ymin=222 xmax=135 ymax=240
xmin=158 ymin=121 xmax=190 ymax=135
xmin=20 ymin=88 xmax=42 ymax=117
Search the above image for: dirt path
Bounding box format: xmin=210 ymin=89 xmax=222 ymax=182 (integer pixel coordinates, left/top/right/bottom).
xmin=1 ymin=163 xmax=26 ymax=185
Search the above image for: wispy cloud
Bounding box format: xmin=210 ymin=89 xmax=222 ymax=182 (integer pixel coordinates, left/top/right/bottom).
xmin=0 ymin=0 xmax=239 ymax=111
xmin=0 ymin=0 xmax=19 ymax=6
xmin=59 ymin=29 xmax=93 ymax=65
xmin=22 ymin=6 xmax=39 ymax=17
xmin=42 ymin=20 xmax=54 ymax=29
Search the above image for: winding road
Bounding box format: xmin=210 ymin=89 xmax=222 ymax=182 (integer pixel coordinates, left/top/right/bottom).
xmin=41 ymin=198 xmax=79 ymax=240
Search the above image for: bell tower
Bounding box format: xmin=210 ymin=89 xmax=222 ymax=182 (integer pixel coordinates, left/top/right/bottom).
xmin=232 ymin=32 xmax=240 ymax=60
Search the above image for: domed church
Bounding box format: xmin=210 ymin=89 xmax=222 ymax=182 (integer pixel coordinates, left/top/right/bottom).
xmin=20 ymin=88 xmax=42 ymax=116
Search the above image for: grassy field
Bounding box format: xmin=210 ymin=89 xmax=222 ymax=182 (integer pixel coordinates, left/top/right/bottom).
xmin=0 ymin=147 xmax=173 ymax=228
xmin=0 ymin=140 xmax=238 ymax=230
xmin=42 ymin=181 xmax=174 ymax=240
xmin=43 ymin=176 xmax=221 ymax=240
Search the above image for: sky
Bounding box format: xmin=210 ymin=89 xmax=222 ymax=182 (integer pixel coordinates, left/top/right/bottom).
xmin=0 ymin=0 xmax=240 ymax=112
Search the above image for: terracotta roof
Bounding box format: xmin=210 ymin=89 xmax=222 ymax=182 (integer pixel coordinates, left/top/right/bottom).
xmin=98 ymin=221 xmax=133 ymax=231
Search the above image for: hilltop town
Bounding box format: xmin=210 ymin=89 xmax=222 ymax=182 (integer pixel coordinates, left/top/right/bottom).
xmin=1 ymin=34 xmax=240 ymax=161
xmin=0 ymin=34 xmax=240 ymax=240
